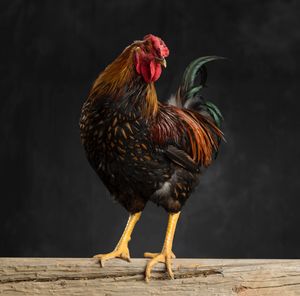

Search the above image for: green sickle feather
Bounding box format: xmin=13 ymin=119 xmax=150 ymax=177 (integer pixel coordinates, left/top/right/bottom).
xmin=178 ymin=55 xmax=226 ymax=129
xmin=176 ymin=55 xmax=226 ymax=159
xmin=181 ymin=56 xmax=225 ymax=98
xmin=203 ymin=101 xmax=223 ymax=128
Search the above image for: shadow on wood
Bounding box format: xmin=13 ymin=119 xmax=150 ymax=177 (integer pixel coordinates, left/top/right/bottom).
xmin=0 ymin=258 xmax=300 ymax=295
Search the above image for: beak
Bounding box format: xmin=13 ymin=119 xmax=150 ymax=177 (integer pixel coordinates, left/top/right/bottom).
xmin=156 ymin=57 xmax=167 ymax=68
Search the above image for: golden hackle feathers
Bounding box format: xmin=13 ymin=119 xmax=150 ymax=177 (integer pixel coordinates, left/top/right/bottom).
xmin=89 ymin=44 xmax=136 ymax=99
xmin=144 ymin=83 xmax=158 ymax=117
xmin=88 ymin=42 xmax=158 ymax=118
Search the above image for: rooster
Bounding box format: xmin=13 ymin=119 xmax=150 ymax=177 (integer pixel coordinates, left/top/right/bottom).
xmin=80 ymin=34 xmax=224 ymax=282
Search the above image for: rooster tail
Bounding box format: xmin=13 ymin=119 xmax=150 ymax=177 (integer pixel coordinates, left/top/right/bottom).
xmin=169 ymin=56 xmax=226 ymax=160
xmin=169 ymin=56 xmax=225 ymax=129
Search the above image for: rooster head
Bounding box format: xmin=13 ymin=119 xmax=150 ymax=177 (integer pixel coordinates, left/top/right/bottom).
xmin=134 ymin=34 xmax=169 ymax=83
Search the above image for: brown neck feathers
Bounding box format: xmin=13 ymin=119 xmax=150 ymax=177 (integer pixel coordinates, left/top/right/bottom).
xmin=88 ymin=43 xmax=158 ymax=118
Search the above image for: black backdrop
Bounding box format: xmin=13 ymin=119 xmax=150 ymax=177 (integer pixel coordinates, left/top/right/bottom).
xmin=1 ymin=0 xmax=299 ymax=258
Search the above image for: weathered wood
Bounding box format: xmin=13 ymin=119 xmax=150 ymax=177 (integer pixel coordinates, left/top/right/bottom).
xmin=0 ymin=258 xmax=299 ymax=295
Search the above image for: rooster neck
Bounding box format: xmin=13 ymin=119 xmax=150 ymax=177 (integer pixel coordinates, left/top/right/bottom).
xmin=90 ymin=77 xmax=159 ymax=121
xmin=119 ymin=79 xmax=158 ymax=119
xmin=87 ymin=44 xmax=159 ymax=119
xmin=94 ymin=78 xmax=157 ymax=121
xmin=143 ymin=82 xmax=159 ymax=118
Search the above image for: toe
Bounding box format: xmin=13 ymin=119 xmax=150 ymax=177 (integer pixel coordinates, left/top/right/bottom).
xmin=93 ymin=254 xmax=107 ymax=267
xmin=94 ymin=253 xmax=115 ymax=267
xmin=93 ymin=254 xmax=103 ymax=259
xmin=145 ymin=263 xmax=152 ymax=283
xmin=120 ymin=248 xmax=131 ymax=262
xmin=144 ymin=252 xmax=159 ymax=258
xmin=145 ymin=256 xmax=159 ymax=282
xmin=166 ymin=256 xmax=174 ymax=279
xmin=93 ymin=245 xmax=131 ymax=264
xmin=120 ymin=252 xmax=131 ymax=262
xmin=143 ymin=252 xmax=176 ymax=282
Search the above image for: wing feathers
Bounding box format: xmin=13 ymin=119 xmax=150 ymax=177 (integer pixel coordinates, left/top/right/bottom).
xmin=165 ymin=145 xmax=200 ymax=173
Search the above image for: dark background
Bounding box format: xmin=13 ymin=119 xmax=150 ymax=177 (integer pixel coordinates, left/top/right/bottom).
xmin=1 ymin=0 xmax=299 ymax=258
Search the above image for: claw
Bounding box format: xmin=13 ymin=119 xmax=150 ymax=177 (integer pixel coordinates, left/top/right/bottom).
xmin=144 ymin=212 xmax=180 ymax=282
xmin=166 ymin=256 xmax=174 ymax=279
xmin=94 ymin=212 xmax=141 ymax=267
xmin=93 ymin=212 xmax=141 ymax=267
xmin=94 ymin=246 xmax=131 ymax=266
xmin=144 ymin=250 xmax=176 ymax=282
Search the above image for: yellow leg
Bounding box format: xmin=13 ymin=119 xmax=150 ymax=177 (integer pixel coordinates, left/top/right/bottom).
xmin=144 ymin=211 xmax=180 ymax=282
xmin=94 ymin=212 xmax=141 ymax=266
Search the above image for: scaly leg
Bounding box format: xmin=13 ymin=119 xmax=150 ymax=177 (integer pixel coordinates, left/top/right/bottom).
xmin=94 ymin=212 xmax=141 ymax=266
xmin=144 ymin=211 xmax=180 ymax=282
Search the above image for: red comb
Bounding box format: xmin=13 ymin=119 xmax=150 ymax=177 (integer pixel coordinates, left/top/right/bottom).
xmin=143 ymin=34 xmax=169 ymax=58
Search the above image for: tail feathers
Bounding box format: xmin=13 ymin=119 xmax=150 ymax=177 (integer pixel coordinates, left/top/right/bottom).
xmin=168 ymin=56 xmax=225 ymax=129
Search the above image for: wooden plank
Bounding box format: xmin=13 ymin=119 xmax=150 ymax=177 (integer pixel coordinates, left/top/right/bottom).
xmin=0 ymin=258 xmax=299 ymax=295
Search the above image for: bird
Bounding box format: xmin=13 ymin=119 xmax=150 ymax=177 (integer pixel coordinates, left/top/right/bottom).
xmin=79 ymin=34 xmax=224 ymax=282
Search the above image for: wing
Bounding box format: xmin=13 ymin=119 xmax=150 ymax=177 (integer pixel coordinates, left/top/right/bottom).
xmin=165 ymin=145 xmax=200 ymax=173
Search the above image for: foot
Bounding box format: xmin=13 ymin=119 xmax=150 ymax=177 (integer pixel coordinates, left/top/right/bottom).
xmin=144 ymin=250 xmax=176 ymax=282
xmin=94 ymin=244 xmax=130 ymax=267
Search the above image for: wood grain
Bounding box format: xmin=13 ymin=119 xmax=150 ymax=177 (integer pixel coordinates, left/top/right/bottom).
xmin=0 ymin=258 xmax=299 ymax=295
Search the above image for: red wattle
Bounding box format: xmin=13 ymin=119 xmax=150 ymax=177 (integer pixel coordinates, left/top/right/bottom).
xmin=152 ymin=63 xmax=162 ymax=82
xmin=149 ymin=60 xmax=156 ymax=81
xmin=140 ymin=60 xmax=162 ymax=83
xmin=135 ymin=51 xmax=163 ymax=82
xmin=141 ymin=62 xmax=151 ymax=83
